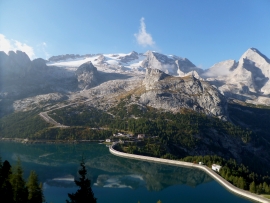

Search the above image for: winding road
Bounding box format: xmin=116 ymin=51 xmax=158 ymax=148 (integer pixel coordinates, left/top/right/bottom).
xmin=39 ymin=111 xmax=69 ymax=128
xmin=38 ymin=97 xmax=97 ymax=127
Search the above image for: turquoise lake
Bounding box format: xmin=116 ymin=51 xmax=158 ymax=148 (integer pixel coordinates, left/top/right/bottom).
xmin=0 ymin=142 xmax=253 ymax=203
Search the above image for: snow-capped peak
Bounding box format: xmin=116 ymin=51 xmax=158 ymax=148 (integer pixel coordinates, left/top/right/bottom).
xmin=239 ymin=48 xmax=270 ymax=64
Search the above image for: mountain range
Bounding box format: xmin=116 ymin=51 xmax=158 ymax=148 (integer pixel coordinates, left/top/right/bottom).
xmin=1 ymin=48 xmax=270 ymax=118
xmin=1 ymin=48 xmax=270 ymax=176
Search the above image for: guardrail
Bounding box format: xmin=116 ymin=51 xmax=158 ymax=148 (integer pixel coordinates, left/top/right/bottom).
xmin=109 ymin=143 xmax=270 ymax=203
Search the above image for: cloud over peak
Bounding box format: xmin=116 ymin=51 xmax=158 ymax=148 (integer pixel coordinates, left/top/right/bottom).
xmin=134 ymin=17 xmax=155 ymax=47
xmin=0 ymin=34 xmax=35 ymax=59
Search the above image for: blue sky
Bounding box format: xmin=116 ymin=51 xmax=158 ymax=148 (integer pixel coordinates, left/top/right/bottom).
xmin=0 ymin=0 xmax=270 ymax=69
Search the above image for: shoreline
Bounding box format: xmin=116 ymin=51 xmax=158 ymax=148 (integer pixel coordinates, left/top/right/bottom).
xmin=109 ymin=143 xmax=270 ymax=203
xmin=0 ymin=138 xmax=104 ymax=144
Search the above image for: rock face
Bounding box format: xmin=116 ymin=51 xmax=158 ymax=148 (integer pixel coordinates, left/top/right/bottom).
xmin=143 ymin=68 xmax=170 ymax=88
xmin=202 ymin=48 xmax=270 ymax=104
xmin=219 ymin=48 xmax=270 ymax=97
xmin=0 ymin=50 xmax=32 ymax=78
xmin=141 ymin=51 xmax=203 ymax=76
xmin=75 ymin=61 xmax=98 ymax=89
xmin=48 ymin=54 xmax=94 ymax=62
xmin=0 ymin=51 xmax=79 ymax=101
xmin=118 ymin=51 xmax=139 ymax=63
xmin=140 ymin=68 xmax=227 ymax=119
xmin=3 ymin=48 xmax=270 ymax=117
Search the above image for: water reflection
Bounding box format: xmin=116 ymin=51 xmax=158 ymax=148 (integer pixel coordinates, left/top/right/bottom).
xmin=0 ymin=142 xmax=251 ymax=203
xmin=95 ymin=174 xmax=145 ymax=189
xmin=45 ymin=175 xmax=75 ymax=188
xmin=0 ymin=142 xmax=211 ymax=191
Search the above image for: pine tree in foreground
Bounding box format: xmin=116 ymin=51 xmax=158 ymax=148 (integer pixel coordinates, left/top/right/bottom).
xmin=27 ymin=170 xmax=44 ymax=203
xmin=10 ymin=159 xmax=28 ymax=203
xmin=66 ymin=158 xmax=97 ymax=203
xmin=0 ymin=159 xmax=14 ymax=203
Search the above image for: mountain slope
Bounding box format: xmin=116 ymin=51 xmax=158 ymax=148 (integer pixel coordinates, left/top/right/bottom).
xmin=202 ymin=48 xmax=270 ymax=104
xmin=140 ymin=68 xmax=227 ymax=119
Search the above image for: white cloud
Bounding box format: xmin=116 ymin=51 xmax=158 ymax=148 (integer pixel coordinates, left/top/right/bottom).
xmin=0 ymin=34 xmax=35 ymax=59
xmin=134 ymin=17 xmax=155 ymax=47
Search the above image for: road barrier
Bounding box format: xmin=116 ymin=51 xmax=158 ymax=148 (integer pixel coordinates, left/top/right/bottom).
xmin=109 ymin=143 xmax=270 ymax=203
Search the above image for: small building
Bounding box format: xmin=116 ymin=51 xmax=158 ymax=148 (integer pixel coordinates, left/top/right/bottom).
xmin=125 ymin=134 xmax=132 ymax=138
xmin=105 ymin=139 xmax=111 ymax=143
xmin=212 ymin=164 xmax=222 ymax=172
xmin=137 ymin=134 xmax=145 ymax=139
xmin=113 ymin=133 xmax=127 ymax=137
xmin=199 ymin=162 xmax=204 ymax=165
xmin=119 ymin=139 xmax=125 ymax=144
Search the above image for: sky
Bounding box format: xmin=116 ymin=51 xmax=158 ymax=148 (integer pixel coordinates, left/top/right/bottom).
xmin=0 ymin=0 xmax=270 ymax=69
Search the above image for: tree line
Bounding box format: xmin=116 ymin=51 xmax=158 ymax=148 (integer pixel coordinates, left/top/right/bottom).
xmin=117 ymin=141 xmax=270 ymax=195
xmin=0 ymin=155 xmax=98 ymax=203
xmin=0 ymin=157 xmax=43 ymax=203
xmin=181 ymin=155 xmax=270 ymax=195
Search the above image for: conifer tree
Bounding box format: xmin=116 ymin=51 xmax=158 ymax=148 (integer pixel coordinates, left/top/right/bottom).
xmin=0 ymin=159 xmax=14 ymax=203
xmin=27 ymin=170 xmax=44 ymax=203
xmin=249 ymin=181 xmax=256 ymax=193
xmin=263 ymin=182 xmax=270 ymax=194
xmin=10 ymin=159 xmax=28 ymax=203
xmin=238 ymin=177 xmax=246 ymax=190
xmin=66 ymin=158 xmax=97 ymax=203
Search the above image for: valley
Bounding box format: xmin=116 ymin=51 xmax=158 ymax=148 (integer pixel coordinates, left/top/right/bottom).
xmin=1 ymin=48 xmax=270 ymax=200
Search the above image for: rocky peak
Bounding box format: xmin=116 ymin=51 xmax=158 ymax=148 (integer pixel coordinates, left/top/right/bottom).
xmin=239 ymin=48 xmax=270 ymax=66
xmin=0 ymin=51 xmax=9 ymax=69
xmin=32 ymin=58 xmax=48 ymax=70
xmin=175 ymin=59 xmax=203 ymax=78
xmin=145 ymin=68 xmax=170 ymax=80
xmin=141 ymin=51 xmax=178 ymax=75
xmin=144 ymin=68 xmax=170 ymax=90
xmin=142 ymin=51 xmax=203 ymax=77
xmin=75 ymin=61 xmax=98 ymax=90
xmin=1 ymin=51 xmax=32 ymax=77
xmin=141 ymin=68 xmax=227 ymax=119
xmin=48 ymin=54 xmax=96 ymax=62
xmin=8 ymin=50 xmax=31 ymax=66
xmin=0 ymin=51 xmax=8 ymax=61
xmin=48 ymin=54 xmax=81 ymax=62
xmin=118 ymin=51 xmax=139 ymax=63
xmin=130 ymin=51 xmax=138 ymax=56
xmin=76 ymin=61 xmax=97 ymax=74
xmin=96 ymin=55 xmax=105 ymax=64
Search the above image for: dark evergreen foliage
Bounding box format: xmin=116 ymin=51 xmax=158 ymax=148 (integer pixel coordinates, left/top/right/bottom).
xmin=0 ymin=110 xmax=51 ymax=138
xmin=10 ymin=159 xmax=29 ymax=203
xmin=0 ymin=156 xmax=44 ymax=203
xmin=67 ymin=159 xmax=97 ymax=203
xmin=27 ymin=171 xmax=44 ymax=203
xmin=0 ymin=159 xmax=14 ymax=203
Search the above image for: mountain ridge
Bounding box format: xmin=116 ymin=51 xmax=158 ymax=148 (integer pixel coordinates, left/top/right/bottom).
xmin=1 ymin=47 xmax=270 ymax=118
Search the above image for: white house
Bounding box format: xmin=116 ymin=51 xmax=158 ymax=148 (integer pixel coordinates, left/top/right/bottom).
xmin=105 ymin=139 xmax=111 ymax=143
xmin=137 ymin=134 xmax=145 ymax=139
xmin=119 ymin=139 xmax=125 ymax=144
xmin=113 ymin=133 xmax=129 ymax=137
xmin=199 ymin=162 xmax=204 ymax=165
xmin=212 ymin=164 xmax=222 ymax=172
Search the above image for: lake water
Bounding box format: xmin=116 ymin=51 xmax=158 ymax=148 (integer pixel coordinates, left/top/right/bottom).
xmin=0 ymin=142 xmax=252 ymax=203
